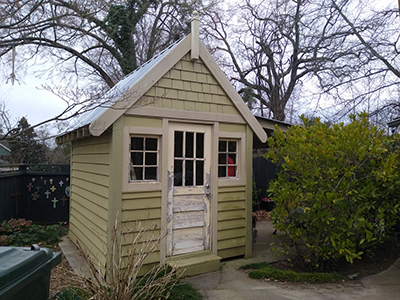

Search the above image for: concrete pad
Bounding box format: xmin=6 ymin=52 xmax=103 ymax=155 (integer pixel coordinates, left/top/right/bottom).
xmin=185 ymin=271 xmax=221 ymax=290
xmin=362 ymin=264 xmax=400 ymax=286
xmin=60 ymin=219 xmax=400 ymax=300
xmin=393 ymin=258 xmax=400 ymax=268
xmin=59 ymin=237 xmax=91 ymax=278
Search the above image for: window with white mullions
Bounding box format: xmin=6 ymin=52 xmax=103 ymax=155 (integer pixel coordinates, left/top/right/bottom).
xmin=174 ymin=131 xmax=205 ymax=187
xmin=218 ymin=140 xmax=238 ymax=178
xmin=130 ymin=137 xmax=159 ymax=181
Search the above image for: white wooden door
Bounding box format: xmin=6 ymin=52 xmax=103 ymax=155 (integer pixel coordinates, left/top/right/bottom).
xmin=167 ymin=123 xmax=212 ymax=256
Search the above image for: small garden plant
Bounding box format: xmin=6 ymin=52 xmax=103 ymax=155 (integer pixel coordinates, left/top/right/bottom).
xmin=70 ymin=217 xmax=203 ymax=300
xmin=0 ymin=218 xmax=32 ymax=234
xmin=267 ymin=113 xmax=400 ymax=272
xmin=0 ymin=218 xmax=67 ymax=247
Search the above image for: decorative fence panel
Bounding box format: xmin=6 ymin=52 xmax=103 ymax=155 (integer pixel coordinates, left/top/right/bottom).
xmin=0 ymin=165 xmax=70 ymax=224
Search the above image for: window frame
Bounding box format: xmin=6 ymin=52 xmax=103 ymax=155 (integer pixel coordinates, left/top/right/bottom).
xmin=129 ymin=136 xmax=159 ymax=182
xmin=218 ymin=139 xmax=238 ymax=179
xmin=218 ymin=132 xmax=245 ymax=186
xmin=123 ymin=126 xmax=163 ymax=192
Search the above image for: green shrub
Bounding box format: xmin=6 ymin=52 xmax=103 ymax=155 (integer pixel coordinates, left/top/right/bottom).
xmin=9 ymin=223 xmax=68 ymax=247
xmin=0 ymin=218 xmax=32 ymax=234
xmin=267 ymin=113 xmax=400 ymax=271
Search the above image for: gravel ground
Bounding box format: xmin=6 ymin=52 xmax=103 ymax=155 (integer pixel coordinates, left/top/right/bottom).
xmin=49 ymin=245 xmax=86 ymax=299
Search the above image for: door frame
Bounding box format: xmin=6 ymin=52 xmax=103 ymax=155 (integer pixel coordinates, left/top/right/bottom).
xmin=160 ymin=119 xmax=219 ymax=262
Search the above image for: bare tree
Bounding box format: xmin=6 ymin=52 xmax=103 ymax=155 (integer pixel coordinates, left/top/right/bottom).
xmin=202 ymin=0 xmax=366 ymax=121
xmin=326 ymin=0 xmax=400 ymax=126
xmin=0 ymin=0 xmax=220 ymax=136
xmin=1 ymin=0 xmax=211 ymax=88
xmin=203 ymin=0 xmax=400 ymax=123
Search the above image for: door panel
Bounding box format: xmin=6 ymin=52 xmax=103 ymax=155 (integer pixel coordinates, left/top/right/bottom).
xmin=167 ymin=123 xmax=211 ymax=256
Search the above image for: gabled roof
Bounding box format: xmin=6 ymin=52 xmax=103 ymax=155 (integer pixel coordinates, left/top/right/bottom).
xmin=73 ymin=39 xmax=182 ymax=131
xmin=57 ymin=32 xmax=267 ymax=144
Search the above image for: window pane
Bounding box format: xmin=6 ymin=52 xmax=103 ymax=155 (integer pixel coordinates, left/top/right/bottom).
xmin=174 ymin=159 xmax=183 ymax=186
xmin=196 ymin=161 xmax=204 ymax=186
xmin=218 ymin=139 xmax=238 ymax=178
xmin=131 ymin=152 xmax=143 ymax=165
xmin=132 ymin=167 xmax=143 ymax=180
xmin=174 ymin=131 xmax=183 ymax=157
xmin=228 ymin=141 xmax=237 ymax=152
xmin=146 ymin=138 xmax=158 ymax=151
xmin=228 ymin=153 xmax=236 ymax=164
xmin=218 ymin=166 xmax=226 ymax=177
xmin=145 ymin=167 xmax=157 ymax=180
xmin=228 ymin=166 xmax=236 ymax=177
xmin=186 ymin=132 xmax=194 ymax=158
xmin=185 ymin=160 xmax=194 ymax=186
xmin=145 ymin=153 xmax=157 ymax=165
xmin=218 ymin=153 xmax=227 ymax=165
xmin=219 ymin=141 xmax=226 ymax=152
xmin=196 ymin=133 xmax=204 ymax=158
xmin=131 ymin=137 xmax=144 ymax=150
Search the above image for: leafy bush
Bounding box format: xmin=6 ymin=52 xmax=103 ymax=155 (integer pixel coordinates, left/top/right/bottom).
xmin=267 ymin=113 xmax=400 ymax=271
xmin=0 ymin=218 xmax=32 ymax=234
xmin=9 ymin=223 xmax=68 ymax=247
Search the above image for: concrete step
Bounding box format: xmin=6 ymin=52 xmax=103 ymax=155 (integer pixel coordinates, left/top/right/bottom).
xmin=168 ymin=253 xmax=221 ymax=277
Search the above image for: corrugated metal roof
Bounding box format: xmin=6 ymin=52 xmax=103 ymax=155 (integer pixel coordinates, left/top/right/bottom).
xmin=71 ymin=38 xmax=184 ymax=131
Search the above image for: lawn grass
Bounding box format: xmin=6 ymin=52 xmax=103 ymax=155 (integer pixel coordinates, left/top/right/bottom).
xmin=240 ymin=262 xmax=343 ymax=283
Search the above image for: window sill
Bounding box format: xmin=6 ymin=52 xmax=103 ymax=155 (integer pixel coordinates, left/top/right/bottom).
xmin=123 ymin=181 xmax=162 ymax=193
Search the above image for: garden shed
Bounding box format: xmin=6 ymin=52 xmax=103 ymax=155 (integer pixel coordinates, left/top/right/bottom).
xmin=56 ymin=13 xmax=268 ymax=276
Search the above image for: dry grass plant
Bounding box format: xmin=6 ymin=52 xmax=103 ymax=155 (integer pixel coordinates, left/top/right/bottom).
xmin=79 ymin=217 xmax=180 ymax=300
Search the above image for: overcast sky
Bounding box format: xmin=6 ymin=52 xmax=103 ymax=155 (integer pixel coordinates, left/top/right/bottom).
xmin=0 ymin=70 xmax=67 ymax=128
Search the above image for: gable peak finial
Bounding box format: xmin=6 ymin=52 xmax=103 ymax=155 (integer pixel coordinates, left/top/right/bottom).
xmin=191 ymin=11 xmax=199 ymax=61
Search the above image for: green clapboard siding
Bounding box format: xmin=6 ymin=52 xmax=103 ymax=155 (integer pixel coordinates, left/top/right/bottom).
xmin=218 ymin=246 xmax=245 ymax=259
xmin=69 ymin=132 xmax=111 ymax=271
xmin=217 ymin=185 xmax=247 ymax=259
xmin=121 ymin=190 xmax=162 ymax=272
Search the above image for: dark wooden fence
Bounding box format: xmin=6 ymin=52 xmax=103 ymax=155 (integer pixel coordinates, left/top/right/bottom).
xmin=252 ymin=156 xmax=278 ymax=210
xmin=0 ymin=165 xmax=70 ymax=224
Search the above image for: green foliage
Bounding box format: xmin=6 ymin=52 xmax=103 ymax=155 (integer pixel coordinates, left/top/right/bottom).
xmin=56 ymin=287 xmax=90 ymax=300
xmin=9 ymin=223 xmax=68 ymax=247
xmin=8 ymin=117 xmax=47 ymax=164
xmin=0 ymin=218 xmax=32 ymax=234
xmin=266 ymin=113 xmax=400 ymax=271
xmin=168 ymin=281 xmax=203 ymax=300
xmin=241 ymin=262 xmax=342 ymax=283
xmin=240 ymin=262 xmax=271 ymax=270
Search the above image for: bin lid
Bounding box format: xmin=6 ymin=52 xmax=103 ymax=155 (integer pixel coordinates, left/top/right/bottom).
xmin=0 ymin=244 xmax=56 ymax=290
